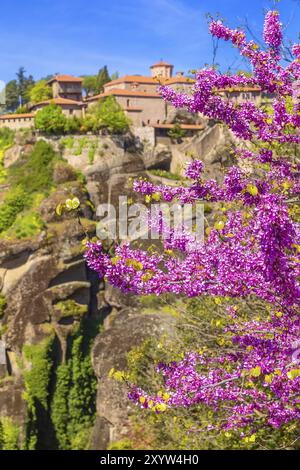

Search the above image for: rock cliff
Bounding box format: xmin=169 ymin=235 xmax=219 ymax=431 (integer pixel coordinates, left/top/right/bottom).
xmin=0 ymin=126 xmax=235 ymax=449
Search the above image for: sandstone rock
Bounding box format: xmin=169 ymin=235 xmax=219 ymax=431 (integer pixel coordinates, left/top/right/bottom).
xmin=90 ymin=307 xmax=176 ymax=450
xmin=142 ymin=143 xmax=172 ymax=170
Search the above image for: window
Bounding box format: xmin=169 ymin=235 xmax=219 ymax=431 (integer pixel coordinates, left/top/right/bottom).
xmin=127 ymin=99 xmax=130 ymax=107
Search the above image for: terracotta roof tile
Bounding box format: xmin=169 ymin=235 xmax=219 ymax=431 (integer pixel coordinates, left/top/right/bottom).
xmin=30 ymin=98 xmax=84 ymax=108
xmin=86 ymin=88 xmax=161 ymax=101
xmin=105 ymin=75 xmax=160 ymax=87
xmin=150 ymin=61 xmax=173 ymax=68
xmin=0 ymin=113 xmax=34 ymax=120
xmin=104 ymin=74 xmax=195 ymax=89
xmin=48 ymin=75 xmax=82 ymax=83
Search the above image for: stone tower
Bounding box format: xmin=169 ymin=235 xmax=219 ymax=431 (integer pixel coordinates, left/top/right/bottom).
xmin=150 ymin=61 xmax=174 ymax=79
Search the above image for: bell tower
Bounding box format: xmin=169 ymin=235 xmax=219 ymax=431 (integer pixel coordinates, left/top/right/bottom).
xmin=150 ymin=60 xmax=174 ymax=79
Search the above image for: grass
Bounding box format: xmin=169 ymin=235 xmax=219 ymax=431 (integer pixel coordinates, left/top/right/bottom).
xmin=60 ymin=136 xmax=75 ymax=150
xmin=149 ymin=169 xmax=182 ymax=181
xmin=74 ymin=137 xmax=89 ymax=156
xmin=0 ymin=141 xmax=60 ymax=237
xmin=0 ymin=128 xmax=15 ymax=183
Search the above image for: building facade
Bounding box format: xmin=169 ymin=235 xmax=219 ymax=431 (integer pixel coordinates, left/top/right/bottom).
xmin=86 ymin=61 xmax=195 ymax=127
xmin=0 ymin=62 xmax=267 ymax=131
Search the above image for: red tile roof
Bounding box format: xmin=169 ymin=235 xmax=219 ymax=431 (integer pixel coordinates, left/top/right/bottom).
xmin=150 ymin=61 xmax=173 ymax=68
xmin=48 ymin=75 xmax=82 ymax=83
xmin=0 ymin=113 xmax=34 ymax=120
xmin=105 ymin=75 xmax=160 ymax=87
xmin=30 ymin=98 xmax=84 ymax=108
xmin=104 ymin=74 xmax=194 ymax=88
xmin=86 ymin=88 xmax=161 ymax=101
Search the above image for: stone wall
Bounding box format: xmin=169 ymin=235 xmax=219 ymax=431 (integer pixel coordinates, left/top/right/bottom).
xmin=0 ymin=117 xmax=34 ymax=130
xmin=133 ymin=126 xmax=155 ymax=147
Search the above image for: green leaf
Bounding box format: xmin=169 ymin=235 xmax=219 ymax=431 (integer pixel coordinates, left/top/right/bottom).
xmin=250 ymin=366 xmax=261 ymax=377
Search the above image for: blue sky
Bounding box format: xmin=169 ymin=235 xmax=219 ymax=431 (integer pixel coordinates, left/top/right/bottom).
xmin=0 ymin=0 xmax=299 ymax=83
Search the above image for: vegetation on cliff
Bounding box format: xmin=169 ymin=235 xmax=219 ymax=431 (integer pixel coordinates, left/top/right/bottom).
xmin=51 ymin=319 xmax=98 ymax=450
xmin=0 ymin=138 xmax=87 ymax=239
xmin=0 ymin=128 xmax=15 ymax=182
xmin=6 ymin=316 xmax=99 ymax=450
xmin=82 ymin=96 xmax=131 ymax=134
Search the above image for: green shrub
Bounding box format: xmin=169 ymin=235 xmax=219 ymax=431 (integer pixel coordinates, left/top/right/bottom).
xmin=34 ymin=104 xmax=67 ymax=135
xmin=23 ymin=337 xmax=54 ymax=410
xmin=51 ymin=318 xmax=98 ymax=450
xmin=83 ymin=96 xmax=131 ymax=134
xmin=0 ymin=127 xmax=15 ymax=183
xmin=60 ymin=136 xmax=75 ymax=149
xmin=88 ymin=142 xmax=98 ymax=164
xmin=74 ymin=137 xmax=88 ymax=156
xmin=0 ymin=417 xmax=20 ymax=450
xmin=0 ymin=186 xmax=30 ymax=233
xmin=108 ymin=439 xmax=134 ymax=450
xmin=6 ymin=211 xmax=45 ymax=239
xmin=0 ymin=294 xmax=7 ymax=319
xmin=0 ymin=128 xmax=15 ymax=148
xmin=51 ymin=364 xmax=71 ymax=450
xmin=149 ymin=169 xmax=182 ymax=181
xmin=0 ymin=140 xmax=60 ymax=235
xmin=29 ymin=80 xmax=52 ymax=104
xmin=64 ymin=116 xmax=81 ymax=134
xmin=167 ymin=123 xmax=186 ymax=141
xmin=23 ymin=336 xmax=55 ymax=450
xmin=9 ymin=140 xmax=57 ymax=194
xmin=55 ymin=299 xmax=88 ymax=319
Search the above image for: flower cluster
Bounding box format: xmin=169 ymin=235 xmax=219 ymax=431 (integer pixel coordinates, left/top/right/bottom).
xmin=85 ymin=10 xmax=300 ymax=435
xmin=263 ymin=10 xmax=283 ymax=52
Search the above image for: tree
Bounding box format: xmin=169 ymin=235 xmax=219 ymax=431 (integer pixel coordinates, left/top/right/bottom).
xmin=29 ymin=80 xmax=52 ymax=104
xmin=82 ymin=75 xmax=98 ymax=97
xmin=34 ymin=104 xmax=67 ymax=134
xmin=85 ymin=10 xmax=300 ymax=439
xmin=4 ymin=68 xmax=35 ymax=111
xmin=96 ymin=65 xmax=111 ymax=93
xmin=15 ymin=104 xmax=29 ymax=114
xmin=4 ymin=80 xmax=19 ymax=111
xmin=16 ymin=67 xmax=34 ymax=105
xmin=167 ymin=123 xmax=186 ymax=142
xmin=84 ymin=96 xmax=130 ymax=133
xmin=82 ymin=66 xmax=113 ymax=97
